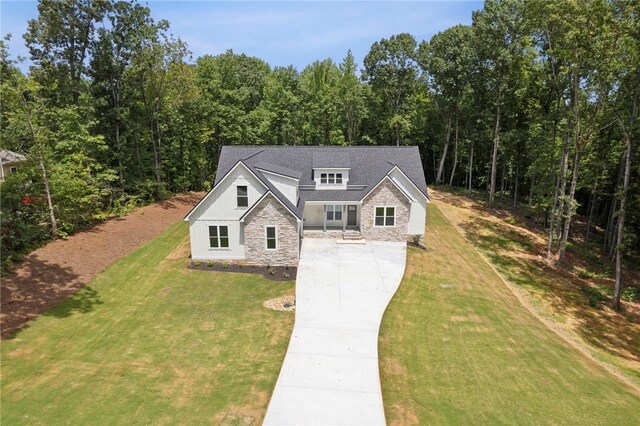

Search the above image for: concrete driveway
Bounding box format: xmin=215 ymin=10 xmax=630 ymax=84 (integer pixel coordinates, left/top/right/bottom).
xmin=264 ymin=239 xmax=407 ymax=425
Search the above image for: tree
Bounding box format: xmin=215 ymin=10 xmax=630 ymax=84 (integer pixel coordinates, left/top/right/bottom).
xmin=338 ymin=50 xmax=367 ymax=145
xmin=24 ymin=0 xmax=109 ymax=106
xmin=418 ymin=25 xmax=475 ymax=184
xmin=363 ymin=33 xmax=419 ymax=146
xmin=90 ymin=0 xmax=154 ymax=186
xmin=473 ymin=0 xmax=530 ymax=208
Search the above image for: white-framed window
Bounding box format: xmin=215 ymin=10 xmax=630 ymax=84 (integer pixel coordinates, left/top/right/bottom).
xmin=236 ymin=186 xmax=248 ymax=207
xmin=265 ymin=226 xmax=277 ymax=250
xmin=9 ymin=167 xmax=17 ymax=174
xmin=209 ymin=225 xmax=229 ymax=248
xmin=374 ymin=206 xmax=395 ymax=227
xmin=319 ymin=173 xmax=343 ymax=185
xmin=326 ymin=205 xmax=343 ymax=221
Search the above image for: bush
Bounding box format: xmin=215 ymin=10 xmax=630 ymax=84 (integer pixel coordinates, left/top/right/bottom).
xmin=222 ymin=262 xmax=230 ymax=269
xmin=193 ymin=261 xmax=201 ymax=267
xmin=621 ymin=287 xmax=638 ymax=302
xmin=581 ymin=285 xmax=608 ymax=308
xmin=206 ymin=261 xmax=214 ymax=267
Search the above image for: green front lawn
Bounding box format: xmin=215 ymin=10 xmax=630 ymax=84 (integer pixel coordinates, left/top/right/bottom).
xmin=379 ymin=205 xmax=640 ymax=425
xmin=1 ymin=222 xmax=294 ymax=425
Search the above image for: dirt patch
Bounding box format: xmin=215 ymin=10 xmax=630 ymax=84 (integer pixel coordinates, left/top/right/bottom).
xmin=263 ymin=295 xmax=296 ymax=312
xmin=188 ymin=262 xmax=296 ymax=282
xmin=0 ymin=192 xmax=204 ymax=339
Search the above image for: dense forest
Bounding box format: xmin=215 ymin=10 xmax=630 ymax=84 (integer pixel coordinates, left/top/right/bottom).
xmin=1 ymin=0 xmax=638 ymax=308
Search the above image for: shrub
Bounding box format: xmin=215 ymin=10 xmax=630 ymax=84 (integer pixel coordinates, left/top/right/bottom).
xmin=206 ymin=261 xmax=214 ymax=267
xmin=269 ymin=269 xmax=276 ymax=276
xmin=621 ymin=287 xmax=638 ymax=302
xmin=581 ymin=285 xmax=607 ymax=308
xmin=283 ymin=272 xmax=290 ymax=279
xmin=222 ymin=262 xmax=230 ymax=269
xmin=193 ymin=261 xmax=201 ymax=267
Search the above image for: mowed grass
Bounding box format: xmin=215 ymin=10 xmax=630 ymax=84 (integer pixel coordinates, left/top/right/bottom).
xmin=1 ymin=222 xmax=294 ymax=425
xmin=379 ymin=205 xmax=640 ymax=425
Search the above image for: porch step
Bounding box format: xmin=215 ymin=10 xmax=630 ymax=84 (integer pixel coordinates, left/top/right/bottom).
xmin=343 ymin=231 xmax=364 ymax=241
xmin=337 ymin=239 xmax=366 ymax=245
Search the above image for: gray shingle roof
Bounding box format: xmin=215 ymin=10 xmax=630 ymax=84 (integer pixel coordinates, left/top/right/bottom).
xmin=215 ymin=146 xmax=429 ymax=219
xmin=254 ymin=162 xmax=303 ymax=179
xmin=312 ymin=151 xmax=351 ymax=168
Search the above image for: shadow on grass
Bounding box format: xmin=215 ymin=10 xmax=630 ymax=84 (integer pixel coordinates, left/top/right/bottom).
xmin=0 ymin=255 xmax=102 ymax=340
xmin=42 ymin=285 xmax=103 ymax=319
xmin=459 ymin=214 xmax=640 ymax=365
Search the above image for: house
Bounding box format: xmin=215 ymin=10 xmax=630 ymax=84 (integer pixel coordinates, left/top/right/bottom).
xmin=0 ymin=149 xmax=26 ymax=182
xmin=184 ymin=146 xmax=429 ymax=266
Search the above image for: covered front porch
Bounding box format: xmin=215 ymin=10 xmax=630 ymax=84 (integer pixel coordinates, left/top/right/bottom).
xmin=302 ymin=203 xmax=361 ymax=235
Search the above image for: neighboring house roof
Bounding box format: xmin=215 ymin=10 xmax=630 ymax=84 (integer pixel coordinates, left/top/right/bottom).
xmin=213 ymin=146 xmax=429 ymax=220
xmin=0 ymin=149 xmax=26 ymax=163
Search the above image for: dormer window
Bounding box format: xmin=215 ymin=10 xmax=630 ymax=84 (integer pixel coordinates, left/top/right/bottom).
xmin=320 ymin=173 xmax=342 ymax=185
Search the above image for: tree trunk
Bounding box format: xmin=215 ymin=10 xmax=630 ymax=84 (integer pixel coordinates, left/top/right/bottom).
xmin=449 ymin=112 xmax=459 ymax=186
xmin=613 ymin=124 xmax=634 ymax=310
xmin=585 ymin=176 xmax=599 ymax=244
xmin=554 ymin=131 xmax=570 ymax=249
xmin=489 ymin=105 xmax=501 ymax=208
xmin=513 ymin=161 xmax=519 ymax=209
xmin=468 ymin=138 xmax=474 ymax=195
xmin=528 ymin=173 xmax=535 ymax=207
xmin=548 ymin=131 xmax=569 ymax=260
xmin=436 ymin=115 xmax=452 ymax=184
xmin=39 ymin=155 xmax=58 ymax=238
xmin=558 ymin=148 xmax=580 ymax=264
xmin=21 ymin=94 xmax=58 ymax=238
xmin=115 ymin=121 xmax=124 ymax=186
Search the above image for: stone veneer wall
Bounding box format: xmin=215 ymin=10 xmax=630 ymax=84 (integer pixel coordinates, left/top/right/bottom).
xmin=360 ymin=179 xmax=410 ymax=242
xmin=244 ymin=194 xmax=299 ymax=266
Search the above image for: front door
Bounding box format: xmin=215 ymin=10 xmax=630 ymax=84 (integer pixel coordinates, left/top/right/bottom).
xmin=347 ymin=205 xmax=357 ymax=226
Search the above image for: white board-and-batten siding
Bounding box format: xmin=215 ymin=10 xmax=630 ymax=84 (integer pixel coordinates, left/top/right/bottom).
xmin=388 ymin=168 xmax=428 ymax=236
xmin=188 ymin=163 xmax=267 ymax=260
xmin=258 ymin=169 xmax=299 ymax=205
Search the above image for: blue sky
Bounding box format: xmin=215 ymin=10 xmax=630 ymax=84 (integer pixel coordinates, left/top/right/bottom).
xmin=1 ymin=1 xmax=482 ymax=72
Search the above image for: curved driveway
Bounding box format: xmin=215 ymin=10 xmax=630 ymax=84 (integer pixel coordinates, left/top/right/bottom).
xmin=264 ymin=239 xmax=407 ymax=425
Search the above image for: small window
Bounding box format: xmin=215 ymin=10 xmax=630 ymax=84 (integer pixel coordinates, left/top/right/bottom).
xmin=9 ymin=167 xmax=17 ymax=174
xmin=328 ymin=173 xmax=335 ymax=184
xmin=374 ymin=207 xmax=395 ymax=227
xmin=237 ymin=186 xmax=248 ymax=207
xmin=209 ymin=225 xmax=229 ymax=248
xmin=320 ymin=173 xmax=327 ymax=184
xmin=266 ymin=226 xmax=277 ymax=250
xmin=336 ymin=173 xmax=342 ymax=184
xmin=326 ymin=205 xmax=342 ymax=221
xmin=326 ymin=205 xmax=334 ymax=220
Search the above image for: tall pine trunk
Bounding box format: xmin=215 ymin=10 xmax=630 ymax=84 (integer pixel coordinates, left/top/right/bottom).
xmin=468 ymin=138 xmax=474 ymax=195
xmin=436 ymin=115 xmax=452 ymax=184
xmin=449 ymin=111 xmax=459 ymax=186
xmin=612 ymin=136 xmax=631 ymax=311
xmin=558 ymin=148 xmax=580 ymax=264
xmin=489 ymin=105 xmax=501 ymax=208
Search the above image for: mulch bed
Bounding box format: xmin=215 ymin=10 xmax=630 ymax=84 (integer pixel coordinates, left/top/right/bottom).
xmin=187 ymin=262 xmax=297 ymax=282
xmin=0 ymin=192 xmax=204 ymax=339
